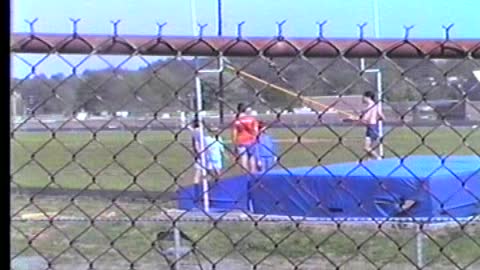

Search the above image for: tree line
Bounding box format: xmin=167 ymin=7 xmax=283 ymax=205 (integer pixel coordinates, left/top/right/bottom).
xmin=12 ymin=57 xmax=480 ymax=116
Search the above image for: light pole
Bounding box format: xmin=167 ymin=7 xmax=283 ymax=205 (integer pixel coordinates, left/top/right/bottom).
xmin=373 ymin=0 xmax=380 ymax=39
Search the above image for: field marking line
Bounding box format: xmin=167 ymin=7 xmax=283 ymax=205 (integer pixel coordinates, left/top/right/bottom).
xmin=20 ymin=212 xmax=58 ymax=220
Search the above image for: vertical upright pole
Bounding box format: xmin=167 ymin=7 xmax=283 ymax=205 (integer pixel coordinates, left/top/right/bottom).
xmin=373 ymin=0 xmax=380 ymax=38
xmin=191 ymin=0 xmax=209 ymax=212
xmin=217 ymin=0 xmax=225 ymax=125
xmin=195 ymin=77 xmax=210 ymax=212
xmin=191 ymin=0 xmax=198 ymax=119
xmin=373 ymin=0 xmax=383 ymax=158
xmin=416 ymin=225 xmax=424 ymax=268
xmin=12 ymin=93 xmax=17 ymax=120
xmin=190 ymin=0 xmax=197 ymax=35
xmin=218 ymin=66 xmax=224 ymax=125
xmin=173 ymin=227 xmax=181 ymax=270
xmin=377 ymin=72 xmax=384 ymax=157
xmin=180 ymin=111 xmax=186 ymax=128
xmin=11 ymin=0 xmax=14 ymax=128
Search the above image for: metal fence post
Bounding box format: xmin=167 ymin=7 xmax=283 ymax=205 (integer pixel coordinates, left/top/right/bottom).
xmin=416 ymin=224 xmax=424 ymax=268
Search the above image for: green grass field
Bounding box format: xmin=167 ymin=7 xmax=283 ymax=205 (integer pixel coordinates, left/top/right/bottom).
xmin=11 ymin=195 xmax=480 ymax=270
xmin=11 ymin=126 xmax=480 ymax=269
xmin=11 ymin=126 xmax=480 ymax=192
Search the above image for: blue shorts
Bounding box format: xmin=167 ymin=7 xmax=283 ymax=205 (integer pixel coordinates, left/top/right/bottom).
xmin=258 ymin=157 xmax=275 ymax=172
xmin=237 ymin=144 xmax=256 ymax=158
xmin=366 ymin=124 xmax=379 ymax=141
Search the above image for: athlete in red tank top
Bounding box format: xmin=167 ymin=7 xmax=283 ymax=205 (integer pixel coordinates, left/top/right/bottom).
xmin=232 ymin=103 xmax=259 ymax=173
xmin=233 ymin=115 xmax=259 ymax=146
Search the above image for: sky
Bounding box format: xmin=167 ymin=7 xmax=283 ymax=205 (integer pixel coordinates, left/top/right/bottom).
xmin=12 ymin=0 xmax=480 ymax=78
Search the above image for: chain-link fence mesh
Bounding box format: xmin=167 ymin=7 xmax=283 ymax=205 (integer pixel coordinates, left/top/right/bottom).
xmin=10 ymin=20 xmax=480 ymax=270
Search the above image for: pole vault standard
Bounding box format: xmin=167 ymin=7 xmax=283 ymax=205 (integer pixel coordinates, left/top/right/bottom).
xmin=195 ymin=57 xmax=224 ymax=213
xmin=360 ymin=61 xmax=385 ymax=158
xmin=190 ymin=0 xmax=225 ymax=213
xmin=359 ymin=0 xmax=385 ymax=158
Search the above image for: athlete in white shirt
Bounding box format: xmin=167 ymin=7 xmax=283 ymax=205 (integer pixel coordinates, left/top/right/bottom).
xmin=205 ymin=128 xmax=226 ymax=177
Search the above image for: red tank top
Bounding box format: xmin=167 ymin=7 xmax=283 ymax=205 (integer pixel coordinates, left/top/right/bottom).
xmin=234 ymin=116 xmax=258 ymax=145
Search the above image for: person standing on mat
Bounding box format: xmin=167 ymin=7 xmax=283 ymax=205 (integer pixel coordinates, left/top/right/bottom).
xmin=255 ymin=121 xmax=278 ymax=173
xmin=232 ymin=103 xmax=260 ymax=173
xmin=359 ymin=91 xmax=385 ymax=160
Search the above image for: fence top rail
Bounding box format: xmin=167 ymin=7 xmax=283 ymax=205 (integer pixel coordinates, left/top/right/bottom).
xmin=11 ymin=32 xmax=480 ymax=58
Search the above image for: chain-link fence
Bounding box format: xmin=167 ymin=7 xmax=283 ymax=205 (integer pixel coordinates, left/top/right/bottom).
xmin=10 ymin=20 xmax=480 ymax=270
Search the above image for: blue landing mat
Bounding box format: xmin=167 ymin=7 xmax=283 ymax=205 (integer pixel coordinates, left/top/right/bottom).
xmin=177 ymin=155 xmax=480 ymax=218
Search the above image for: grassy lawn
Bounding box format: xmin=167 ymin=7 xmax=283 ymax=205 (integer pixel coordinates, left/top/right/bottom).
xmin=10 ymin=195 xmax=480 ymax=270
xmin=11 ymin=126 xmax=480 ymax=192
xmin=10 ymin=126 xmax=480 ymax=269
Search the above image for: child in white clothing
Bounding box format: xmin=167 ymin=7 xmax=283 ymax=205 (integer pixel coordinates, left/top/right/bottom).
xmin=205 ymin=128 xmax=226 ymax=177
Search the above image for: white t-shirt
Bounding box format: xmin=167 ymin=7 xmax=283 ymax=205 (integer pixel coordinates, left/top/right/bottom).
xmin=205 ymin=136 xmax=225 ymax=162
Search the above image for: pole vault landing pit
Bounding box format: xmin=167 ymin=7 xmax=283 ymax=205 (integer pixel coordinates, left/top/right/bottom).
xmin=177 ymin=155 xmax=480 ymax=218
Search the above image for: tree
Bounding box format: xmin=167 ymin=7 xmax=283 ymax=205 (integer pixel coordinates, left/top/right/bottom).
xmin=50 ymin=73 xmax=79 ymax=115
xmin=11 ymin=58 xmax=479 ymax=116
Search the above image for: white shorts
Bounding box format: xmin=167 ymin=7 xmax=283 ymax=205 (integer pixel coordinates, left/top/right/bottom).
xmin=195 ymin=159 xmax=222 ymax=171
xmin=209 ymin=160 xmax=223 ymax=171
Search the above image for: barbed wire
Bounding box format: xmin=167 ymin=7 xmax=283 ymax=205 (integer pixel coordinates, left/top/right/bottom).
xmin=11 ymin=19 xmax=480 ymax=58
